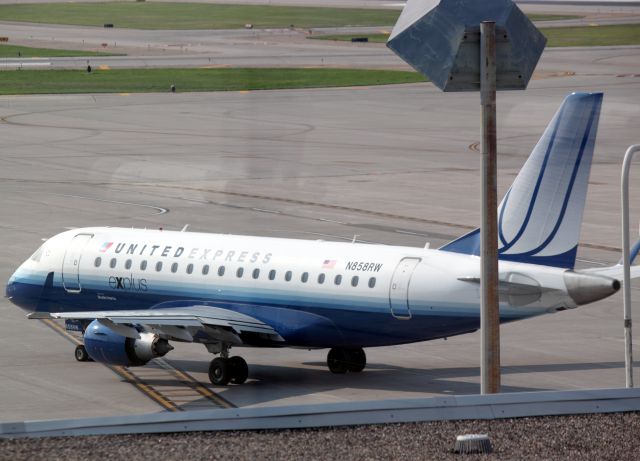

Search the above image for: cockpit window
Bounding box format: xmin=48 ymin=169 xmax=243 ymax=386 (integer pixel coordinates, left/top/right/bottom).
xmin=30 ymin=246 xmax=44 ymax=262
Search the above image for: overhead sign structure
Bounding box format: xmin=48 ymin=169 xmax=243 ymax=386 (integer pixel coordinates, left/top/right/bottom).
xmin=387 ymin=0 xmax=546 ymax=92
xmin=387 ymin=0 xmax=546 ymax=394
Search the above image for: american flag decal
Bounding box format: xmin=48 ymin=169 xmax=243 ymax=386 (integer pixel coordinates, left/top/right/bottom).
xmin=99 ymin=242 xmax=113 ymax=253
xmin=322 ymin=259 xmax=336 ymax=269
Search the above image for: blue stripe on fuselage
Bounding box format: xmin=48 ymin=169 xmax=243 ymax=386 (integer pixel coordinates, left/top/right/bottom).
xmin=8 ymin=271 xmax=535 ymax=348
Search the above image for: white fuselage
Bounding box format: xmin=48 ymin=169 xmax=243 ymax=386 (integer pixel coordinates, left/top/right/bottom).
xmin=7 ymin=227 xmax=577 ymax=348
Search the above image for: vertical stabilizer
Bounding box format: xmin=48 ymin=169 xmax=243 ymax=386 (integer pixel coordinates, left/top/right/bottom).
xmin=441 ymin=92 xmax=603 ymax=268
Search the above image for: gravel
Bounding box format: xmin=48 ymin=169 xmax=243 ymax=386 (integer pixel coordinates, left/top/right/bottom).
xmin=1 ymin=412 xmax=639 ymax=460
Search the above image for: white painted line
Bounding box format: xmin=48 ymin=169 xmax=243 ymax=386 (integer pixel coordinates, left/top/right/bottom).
xmin=0 ymin=62 xmax=51 ymax=68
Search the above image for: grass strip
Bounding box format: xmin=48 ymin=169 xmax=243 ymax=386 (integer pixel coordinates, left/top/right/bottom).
xmin=541 ymin=24 xmax=640 ymax=47
xmin=310 ymin=24 xmax=640 ymax=47
xmin=0 ymin=3 xmax=399 ymax=29
xmin=0 ymin=43 xmax=119 ymax=57
xmin=0 ymin=68 xmax=427 ymax=95
xmin=0 ymin=3 xmax=579 ymax=30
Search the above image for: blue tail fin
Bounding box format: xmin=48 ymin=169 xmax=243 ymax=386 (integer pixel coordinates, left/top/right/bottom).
xmin=441 ymin=92 xmax=603 ymax=269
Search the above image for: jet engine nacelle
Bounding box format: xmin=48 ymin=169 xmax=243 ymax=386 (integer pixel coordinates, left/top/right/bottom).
xmin=83 ymin=319 xmax=173 ymax=366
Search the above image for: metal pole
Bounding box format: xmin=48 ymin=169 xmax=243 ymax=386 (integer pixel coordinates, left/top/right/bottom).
xmin=480 ymin=21 xmax=500 ymax=394
xmin=622 ymin=144 xmax=639 ymax=388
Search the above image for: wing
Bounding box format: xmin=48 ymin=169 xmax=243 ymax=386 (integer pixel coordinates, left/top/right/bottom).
xmin=29 ymin=305 xmax=284 ymax=345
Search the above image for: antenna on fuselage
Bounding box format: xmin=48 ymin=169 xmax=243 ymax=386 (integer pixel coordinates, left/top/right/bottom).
xmin=181 ymin=224 xmax=189 ymax=232
xmin=352 ymin=234 xmax=359 ymax=243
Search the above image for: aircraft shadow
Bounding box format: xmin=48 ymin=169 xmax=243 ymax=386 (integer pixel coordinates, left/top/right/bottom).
xmin=155 ymin=359 xmax=636 ymax=407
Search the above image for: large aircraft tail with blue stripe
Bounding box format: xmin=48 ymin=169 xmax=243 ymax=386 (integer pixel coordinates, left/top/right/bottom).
xmin=441 ymin=92 xmax=603 ymax=269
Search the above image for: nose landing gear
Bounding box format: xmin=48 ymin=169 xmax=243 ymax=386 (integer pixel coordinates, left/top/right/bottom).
xmin=74 ymin=344 xmax=93 ymax=362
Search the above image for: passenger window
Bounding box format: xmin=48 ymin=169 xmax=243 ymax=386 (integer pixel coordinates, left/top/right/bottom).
xmin=318 ymin=273 xmax=325 ymax=284
xmin=94 ymin=257 xmax=102 ymax=268
xmin=253 ymin=268 xmax=260 ymax=279
xmin=269 ymin=269 xmax=276 ymax=280
xmin=186 ymin=263 xmax=194 ymax=274
xmin=368 ymin=277 xmax=376 ymax=288
xmin=237 ymin=267 xmax=244 ymax=278
xmin=125 ymin=259 xmax=132 ymax=270
xmin=218 ymin=266 xmax=225 ymax=276
xmin=351 ymin=276 xmax=359 ymax=287
xmin=202 ymin=265 xmax=210 ymax=275
xmin=301 ymin=272 xmax=309 ymax=283
xmin=335 ymin=274 xmax=342 ymax=285
xmin=140 ymin=260 xmax=147 ymax=271
xmin=156 ymin=261 xmax=163 ymax=272
xmin=110 ymin=258 xmax=117 ymax=269
xmin=285 ymin=271 xmax=292 ymax=282
xmin=171 ymin=262 xmax=178 ymax=273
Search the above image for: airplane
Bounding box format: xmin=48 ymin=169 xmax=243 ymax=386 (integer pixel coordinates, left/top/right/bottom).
xmin=6 ymin=92 xmax=640 ymax=386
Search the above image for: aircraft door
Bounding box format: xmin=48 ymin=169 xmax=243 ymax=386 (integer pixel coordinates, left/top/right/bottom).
xmin=389 ymin=257 xmax=421 ymax=319
xmin=62 ymin=234 xmax=93 ymax=293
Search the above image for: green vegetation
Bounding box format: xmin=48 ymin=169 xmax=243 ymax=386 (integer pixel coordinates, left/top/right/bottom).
xmin=542 ymin=24 xmax=640 ymax=47
xmin=0 ymin=3 xmax=580 ymax=30
xmin=0 ymin=43 xmax=118 ymax=57
xmin=0 ymin=68 xmax=427 ymax=95
xmin=0 ymin=3 xmax=399 ymax=29
xmin=528 ymin=14 xmax=582 ymax=21
xmin=310 ymin=24 xmax=640 ymax=47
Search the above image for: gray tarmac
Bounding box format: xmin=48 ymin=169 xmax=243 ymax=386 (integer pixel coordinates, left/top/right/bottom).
xmin=1 ymin=37 xmax=639 ymax=422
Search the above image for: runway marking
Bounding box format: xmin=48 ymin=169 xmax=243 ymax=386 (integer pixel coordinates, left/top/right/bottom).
xmin=238 ymin=90 xmax=250 ymax=94
xmin=119 ymin=93 xmax=130 ymax=96
xmin=98 ymin=65 xmax=110 ymax=70
xmin=145 ymin=184 xmax=627 ymax=253
xmin=40 ymin=319 xmax=234 ymax=412
xmin=59 ymin=194 xmax=168 ymax=215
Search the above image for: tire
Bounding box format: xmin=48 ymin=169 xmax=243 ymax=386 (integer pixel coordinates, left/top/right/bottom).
xmin=75 ymin=344 xmax=90 ymax=362
xmin=346 ymin=348 xmax=366 ymax=373
xmin=229 ymin=356 xmax=249 ymax=385
xmin=208 ymin=357 xmax=231 ymax=386
xmin=327 ymin=348 xmax=348 ymax=374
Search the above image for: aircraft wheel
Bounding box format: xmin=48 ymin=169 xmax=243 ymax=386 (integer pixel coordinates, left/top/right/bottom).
xmin=327 ymin=348 xmax=348 ymax=374
xmin=209 ymin=357 xmax=231 ymax=386
xmin=346 ymin=348 xmax=366 ymax=373
xmin=229 ymin=356 xmax=249 ymax=385
xmin=74 ymin=344 xmax=90 ymax=362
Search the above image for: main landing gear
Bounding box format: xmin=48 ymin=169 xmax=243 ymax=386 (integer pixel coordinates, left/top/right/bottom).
xmin=327 ymin=347 xmax=366 ymax=374
xmin=207 ymin=344 xmax=249 ymax=386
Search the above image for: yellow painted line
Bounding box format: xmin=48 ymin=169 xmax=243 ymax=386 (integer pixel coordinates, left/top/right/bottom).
xmin=156 ymin=359 xmax=234 ymax=409
xmin=238 ymin=90 xmax=250 ymax=94
xmin=119 ymin=93 xmax=130 ymax=96
xmin=42 ymin=318 xmax=82 ymax=345
xmin=40 ymin=319 xmax=232 ymax=410
xmin=98 ymin=65 xmax=110 ymax=70
xmin=199 ymin=64 xmax=231 ymax=69
xmin=589 ymin=23 xmax=600 ymax=27
xmin=40 ymin=319 xmax=178 ymax=412
xmin=113 ymin=366 xmax=179 ymax=412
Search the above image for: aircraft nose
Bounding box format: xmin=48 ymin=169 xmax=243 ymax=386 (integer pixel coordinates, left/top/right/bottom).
xmin=5 ymin=271 xmax=41 ymax=312
xmin=5 ymin=274 xmax=16 ymax=300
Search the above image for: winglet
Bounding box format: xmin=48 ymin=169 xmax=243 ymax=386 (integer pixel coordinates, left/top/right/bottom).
xmin=617 ymin=238 xmax=640 ymax=266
